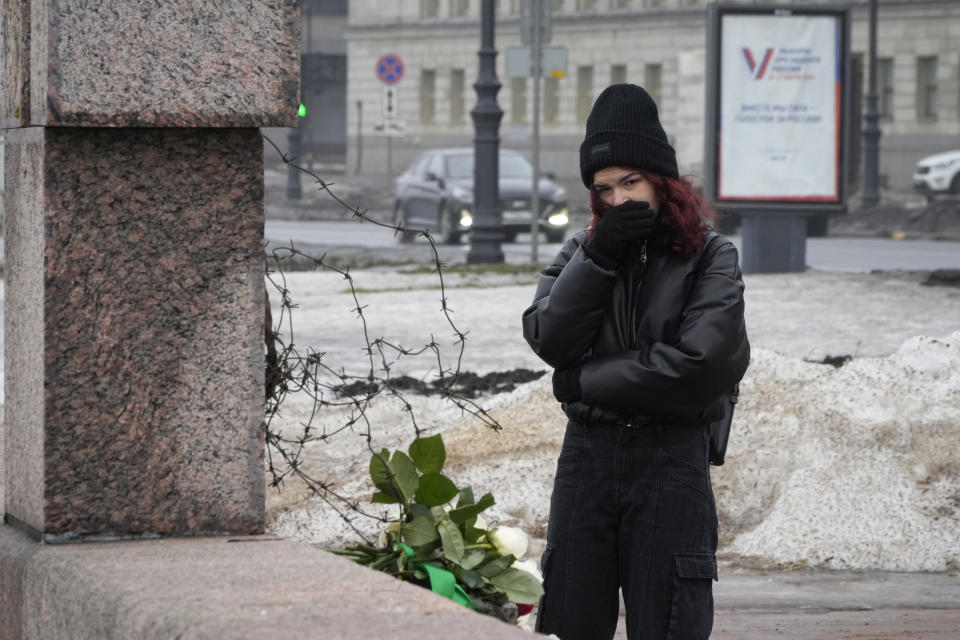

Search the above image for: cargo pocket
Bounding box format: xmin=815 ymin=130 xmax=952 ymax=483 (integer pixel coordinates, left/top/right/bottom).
xmin=665 ymin=552 xmax=717 ymax=640
xmin=533 ymin=544 xmax=555 ymax=633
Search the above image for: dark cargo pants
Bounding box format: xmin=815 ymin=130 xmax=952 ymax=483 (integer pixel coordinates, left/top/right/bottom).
xmin=535 ymin=420 xmax=718 ymax=640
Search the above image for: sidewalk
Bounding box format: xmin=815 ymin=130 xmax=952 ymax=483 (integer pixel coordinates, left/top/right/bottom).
xmin=707 ymin=568 xmax=960 ymax=639
xmin=565 ymin=567 xmax=960 ymax=638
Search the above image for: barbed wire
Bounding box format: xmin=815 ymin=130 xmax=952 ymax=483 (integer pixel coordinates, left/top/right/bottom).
xmin=261 ymin=134 xmax=503 ymax=542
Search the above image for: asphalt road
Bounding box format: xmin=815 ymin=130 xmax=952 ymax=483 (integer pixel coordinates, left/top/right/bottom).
xmin=264 ymin=219 xmax=960 ymax=272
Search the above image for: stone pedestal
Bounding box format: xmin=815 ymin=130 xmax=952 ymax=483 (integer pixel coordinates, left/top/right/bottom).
xmin=2 ymin=0 xmax=298 ymax=129
xmin=3 ymin=1 xmax=298 ymax=539
xmin=740 ymin=215 xmax=808 ymax=274
xmin=5 ymin=128 xmax=266 ymax=538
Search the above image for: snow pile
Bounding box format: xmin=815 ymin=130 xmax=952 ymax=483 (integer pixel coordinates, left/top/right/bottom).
xmin=269 ymin=331 xmax=960 ymax=572
xmin=716 ymin=331 xmax=960 ymax=571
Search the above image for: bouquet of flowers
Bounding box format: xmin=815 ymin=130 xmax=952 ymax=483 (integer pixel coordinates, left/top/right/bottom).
xmin=330 ymin=433 xmax=543 ymax=625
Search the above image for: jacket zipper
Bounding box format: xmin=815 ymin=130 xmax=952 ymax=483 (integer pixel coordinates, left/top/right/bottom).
xmin=628 ymin=241 xmax=647 ymax=350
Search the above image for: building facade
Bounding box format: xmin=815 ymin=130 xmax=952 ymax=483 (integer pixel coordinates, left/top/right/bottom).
xmin=345 ymin=0 xmax=960 ymax=195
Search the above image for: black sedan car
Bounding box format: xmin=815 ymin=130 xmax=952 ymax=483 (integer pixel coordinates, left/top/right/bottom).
xmin=393 ymin=147 xmax=570 ymax=244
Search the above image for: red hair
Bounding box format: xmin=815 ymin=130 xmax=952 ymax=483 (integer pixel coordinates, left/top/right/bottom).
xmin=588 ymin=170 xmax=717 ymax=256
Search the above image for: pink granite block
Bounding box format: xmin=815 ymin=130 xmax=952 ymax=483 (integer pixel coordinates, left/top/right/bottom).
xmin=4 ymin=127 xmax=266 ymax=538
xmin=6 ymin=0 xmax=299 ymax=127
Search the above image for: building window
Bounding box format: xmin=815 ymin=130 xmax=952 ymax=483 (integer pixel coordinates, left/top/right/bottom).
xmin=646 ymin=0 xmax=666 ymax=7
xmin=512 ymin=78 xmax=528 ymax=124
xmin=644 ymin=63 xmax=663 ymax=105
xmin=544 ymin=76 xmax=560 ymax=124
xmin=451 ymin=69 xmax=466 ymax=124
xmin=552 ymin=0 xmax=565 ymax=11
xmin=577 ymin=0 xmax=598 ymax=10
xmin=577 ymin=65 xmax=594 ymax=124
xmin=917 ymin=56 xmax=938 ymax=121
xmin=611 ymin=64 xmax=627 ymax=85
xmin=451 ymin=0 xmax=469 ymax=17
xmin=421 ymin=0 xmax=440 ymax=18
xmin=612 ymin=0 xmax=631 ymax=8
xmin=421 ymin=70 xmax=436 ymax=124
xmin=877 ymin=57 xmax=894 ymax=121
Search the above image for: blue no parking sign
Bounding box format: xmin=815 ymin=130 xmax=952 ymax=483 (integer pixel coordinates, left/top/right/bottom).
xmin=376 ymin=54 xmax=404 ymax=85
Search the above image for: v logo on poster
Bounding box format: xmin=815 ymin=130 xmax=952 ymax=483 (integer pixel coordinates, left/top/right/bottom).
xmin=742 ymin=47 xmax=774 ymax=79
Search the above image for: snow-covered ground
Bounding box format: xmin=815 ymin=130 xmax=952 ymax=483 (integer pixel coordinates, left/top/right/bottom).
xmin=1 ymin=263 xmax=956 ymax=569
xmin=263 ymin=265 xmax=960 ymax=571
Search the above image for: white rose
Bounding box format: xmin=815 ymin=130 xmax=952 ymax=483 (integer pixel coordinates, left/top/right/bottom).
xmin=489 ymin=526 xmax=528 ymax=559
xmin=517 ymin=612 xmax=533 ymax=630
xmin=511 ymin=558 xmax=543 ymax=583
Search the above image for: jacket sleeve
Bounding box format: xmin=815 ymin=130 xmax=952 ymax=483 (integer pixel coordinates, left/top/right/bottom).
xmin=521 ymin=232 xmax=618 ymax=369
xmin=578 ymin=239 xmax=750 ymax=418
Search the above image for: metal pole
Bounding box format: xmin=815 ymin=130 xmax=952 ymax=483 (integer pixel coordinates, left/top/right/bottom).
xmin=355 ymin=100 xmax=363 ymax=175
xmin=387 ymin=135 xmax=393 ymax=194
xmin=305 ymin=4 xmax=314 ymax=170
xmin=861 ymin=0 xmax=881 ymax=207
xmin=467 ymin=0 xmax=505 ymax=264
xmin=529 ymin=0 xmax=542 ymax=263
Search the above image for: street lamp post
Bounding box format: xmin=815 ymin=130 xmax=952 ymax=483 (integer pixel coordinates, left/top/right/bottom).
xmin=467 ymin=0 xmax=505 ymax=264
xmin=861 ymin=0 xmax=881 ymax=208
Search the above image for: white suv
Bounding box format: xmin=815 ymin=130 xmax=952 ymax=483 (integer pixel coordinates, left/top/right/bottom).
xmin=913 ymin=150 xmax=960 ymax=196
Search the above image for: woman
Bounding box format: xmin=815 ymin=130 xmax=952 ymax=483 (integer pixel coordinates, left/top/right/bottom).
xmin=521 ymin=84 xmax=749 ymax=640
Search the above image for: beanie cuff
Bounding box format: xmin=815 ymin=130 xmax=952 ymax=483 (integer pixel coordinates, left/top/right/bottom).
xmin=580 ymin=131 xmax=679 ymax=187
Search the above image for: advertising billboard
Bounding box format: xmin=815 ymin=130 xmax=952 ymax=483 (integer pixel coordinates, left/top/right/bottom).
xmin=704 ymin=4 xmax=851 ymax=212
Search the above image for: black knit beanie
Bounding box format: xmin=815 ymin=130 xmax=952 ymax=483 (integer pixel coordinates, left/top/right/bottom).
xmin=579 ymin=84 xmax=679 ymax=187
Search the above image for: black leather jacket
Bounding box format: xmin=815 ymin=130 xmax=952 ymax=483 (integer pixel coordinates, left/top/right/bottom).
xmin=522 ymin=228 xmax=750 ymax=426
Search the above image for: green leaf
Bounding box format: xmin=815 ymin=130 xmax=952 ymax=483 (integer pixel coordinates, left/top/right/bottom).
xmin=412 ymin=545 xmax=440 ymax=563
xmin=460 ymin=549 xmax=487 ymax=570
xmin=448 ymin=492 xmax=495 ymax=525
xmin=438 ymin=518 xmax=465 ymax=564
xmin=458 ymin=568 xmax=486 ymax=589
xmin=457 ymin=487 xmax=475 ymax=508
xmin=402 ymin=515 xmax=438 ymax=547
xmin=478 ymin=553 xmax=515 ymax=578
xmin=408 ymin=434 xmax=446 ymax=474
xmin=463 ymin=525 xmax=486 ymax=544
xmin=409 ymin=503 xmax=435 ymax=522
xmin=371 ymin=491 xmax=399 ymax=504
xmin=369 ymin=448 xmax=402 ymax=502
xmin=488 ymin=567 xmax=545 ymax=604
xmin=415 ymin=473 xmax=460 ymax=507
xmin=389 ymin=450 xmax=420 ymax=502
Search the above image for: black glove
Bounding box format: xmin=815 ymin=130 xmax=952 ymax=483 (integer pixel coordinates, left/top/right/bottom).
xmin=584 ymin=200 xmax=656 ymax=269
xmin=552 ymin=366 xmax=582 ymax=403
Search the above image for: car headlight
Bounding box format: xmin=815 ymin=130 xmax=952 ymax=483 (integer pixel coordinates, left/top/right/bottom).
xmin=451 ymin=185 xmax=473 ymax=203
xmin=547 ymin=208 xmax=569 ymax=226
xmin=459 ymin=210 xmax=473 ymax=227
